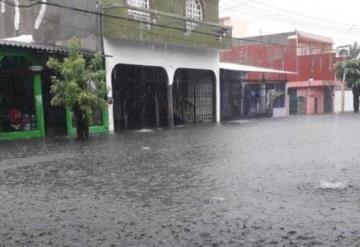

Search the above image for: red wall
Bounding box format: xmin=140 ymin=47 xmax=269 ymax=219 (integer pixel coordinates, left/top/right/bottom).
xmin=220 ymin=39 xmax=341 ymax=82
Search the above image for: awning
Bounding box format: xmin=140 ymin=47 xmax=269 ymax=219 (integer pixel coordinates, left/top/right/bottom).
xmin=0 ymin=35 xmax=96 ymax=55
xmin=288 ymin=80 xmax=341 ymax=88
xmin=220 ymin=62 xmax=297 ymax=75
xmin=0 ymin=40 xmax=68 ymax=54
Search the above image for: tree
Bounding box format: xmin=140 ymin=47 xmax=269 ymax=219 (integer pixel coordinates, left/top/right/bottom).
xmin=349 ymin=42 xmax=360 ymax=59
xmin=47 ymin=38 xmax=107 ymax=140
xmin=335 ymin=59 xmax=360 ymax=112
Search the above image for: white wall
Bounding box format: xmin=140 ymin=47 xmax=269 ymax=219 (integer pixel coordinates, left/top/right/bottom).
xmin=334 ymin=90 xmax=353 ymax=113
xmin=104 ymin=38 xmax=220 ymax=131
xmin=273 ymin=108 xmax=288 ymax=118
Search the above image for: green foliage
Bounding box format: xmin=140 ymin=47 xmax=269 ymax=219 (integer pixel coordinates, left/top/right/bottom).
xmin=349 ymin=42 xmax=360 ymax=59
xmin=47 ymin=38 xmax=107 ymax=125
xmin=268 ymin=89 xmax=284 ymax=101
xmin=335 ymin=59 xmax=360 ymax=89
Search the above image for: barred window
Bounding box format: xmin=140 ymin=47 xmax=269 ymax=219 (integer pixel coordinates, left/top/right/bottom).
xmin=186 ymin=0 xmax=203 ymax=32
xmin=127 ymin=0 xmax=150 ymax=23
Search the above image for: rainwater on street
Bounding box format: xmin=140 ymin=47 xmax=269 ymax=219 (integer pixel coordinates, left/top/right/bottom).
xmin=1 ymin=114 xmax=360 ymax=246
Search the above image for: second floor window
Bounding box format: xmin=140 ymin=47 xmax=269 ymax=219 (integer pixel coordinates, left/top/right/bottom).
xmin=186 ymin=0 xmax=203 ymax=32
xmin=127 ymin=0 xmax=150 ymax=23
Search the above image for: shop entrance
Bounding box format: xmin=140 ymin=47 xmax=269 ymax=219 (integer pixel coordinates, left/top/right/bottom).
xmin=0 ymin=56 xmax=38 ymax=135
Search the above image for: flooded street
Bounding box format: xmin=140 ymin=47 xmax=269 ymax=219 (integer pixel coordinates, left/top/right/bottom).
xmin=1 ymin=114 xmax=360 ymax=246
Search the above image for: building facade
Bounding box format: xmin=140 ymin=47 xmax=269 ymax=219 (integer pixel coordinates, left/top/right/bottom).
xmin=0 ymin=0 xmax=231 ymax=140
xmin=102 ymin=0 xmax=231 ymax=131
xmin=0 ymin=0 xmax=107 ymax=140
xmin=221 ymin=31 xmax=342 ymax=116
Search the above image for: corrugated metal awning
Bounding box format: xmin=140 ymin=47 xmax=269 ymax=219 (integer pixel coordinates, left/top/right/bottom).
xmin=0 ymin=36 xmax=96 ymax=55
xmin=0 ymin=40 xmax=68 ymax=54
xmin=220 ymin=62 xmax=297 ymax=75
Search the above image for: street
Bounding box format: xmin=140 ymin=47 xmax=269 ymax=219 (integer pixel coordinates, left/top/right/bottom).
xmin=1 ymin=114 xmax=360 ymax=246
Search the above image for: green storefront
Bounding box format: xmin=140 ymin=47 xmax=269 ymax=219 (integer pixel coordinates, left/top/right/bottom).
xmin=0 ymin=43 xmax=108 ymax=141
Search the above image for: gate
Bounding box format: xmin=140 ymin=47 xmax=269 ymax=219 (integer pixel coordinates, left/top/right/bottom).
xmin=324 ymin=87 xmax=333 ymax=113
xmin=111 ymin=64 xmax=168 ymax=132
xmin=173 ymin=70 xmax=215 ymax=125
xmin=289 ymin=96 xmax=307 ymax=115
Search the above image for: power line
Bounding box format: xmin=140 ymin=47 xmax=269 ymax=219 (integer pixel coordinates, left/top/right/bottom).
xmin=0 ymin=0 xmax=229 ymax=39
xmin=221 ymin=5 xmax=360 ymax=34
xmin=220 ymin=0 xmax=360 ymax=35
xmin=220 ymin=0 xmax=254 ymax=12
xmin=0 ymin=0 xmax=347 ymax=52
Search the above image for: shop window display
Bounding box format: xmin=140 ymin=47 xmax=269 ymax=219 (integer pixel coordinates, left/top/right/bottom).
xmin=0 ymin=57 xmax=37 ymax=133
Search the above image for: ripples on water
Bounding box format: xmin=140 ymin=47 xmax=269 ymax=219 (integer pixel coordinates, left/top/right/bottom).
xmin=1 ymin=115 xmax=360 ymax=246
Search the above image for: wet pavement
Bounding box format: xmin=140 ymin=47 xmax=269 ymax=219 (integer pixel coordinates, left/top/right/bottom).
xmin=1 ymin=114 xmax=360 ymax=246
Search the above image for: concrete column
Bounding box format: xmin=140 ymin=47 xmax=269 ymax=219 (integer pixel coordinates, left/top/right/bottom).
xmin=260 ymin=81 xmax=267 ymax=114
xmin=166 ymin=66 xmax=175 ymax=128
xmin=285 ymin=83 xmax=289 ymax=116
xmin=167 ymin=84 xmax=174 ymax=128
xmin=240 ymin=80 xmax=246 ymax=118
xmin=215 ymin=69 xmax=221 ymax=123
xmin=105 ymin=59 xmax=114 ymax=132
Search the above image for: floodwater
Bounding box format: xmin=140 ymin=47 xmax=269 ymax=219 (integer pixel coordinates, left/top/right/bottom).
xmin=1 ymin=114 xmax=360 ymax=246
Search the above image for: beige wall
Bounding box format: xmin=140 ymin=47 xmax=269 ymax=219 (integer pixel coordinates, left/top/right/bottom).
xmin=221 ymin=17 xmax=248 ymax=38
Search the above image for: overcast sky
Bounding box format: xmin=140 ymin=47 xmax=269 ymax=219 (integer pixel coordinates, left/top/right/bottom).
xmin=219 ymin=0 xmax=360 ymax=46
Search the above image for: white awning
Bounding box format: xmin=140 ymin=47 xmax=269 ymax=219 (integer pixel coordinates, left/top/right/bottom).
xmin=220 ymin=62 xmax=297 ymax=75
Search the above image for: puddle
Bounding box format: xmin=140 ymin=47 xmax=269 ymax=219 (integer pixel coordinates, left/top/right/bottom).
xmin=228 ymin=120 xmax=250 ymax=124
xmin=136 ymin=129 xmax=154 ymax=133
xmin=320 ymin=180 xmax=348 ymax=190
xmin=211 ymin=197 xmax=225 ymax=202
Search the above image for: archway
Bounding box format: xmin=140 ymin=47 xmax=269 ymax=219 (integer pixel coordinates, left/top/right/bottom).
xmin=173 ymin=69 xmax=216 ymax=125
xmin=111 ymin=64 xmax=168 ymax=132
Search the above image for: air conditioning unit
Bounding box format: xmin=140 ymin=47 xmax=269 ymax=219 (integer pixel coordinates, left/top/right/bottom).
xmin=336 ymin=46 xmax=351 ymax=58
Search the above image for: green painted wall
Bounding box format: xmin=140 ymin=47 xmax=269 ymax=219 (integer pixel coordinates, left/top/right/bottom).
xmin=66 ymin=108 xmax=109 ymax=137
xmin=103 ymin=0 xmax=231 ymax=48
xmin=0 ymin=47 xmax=109 ymax=141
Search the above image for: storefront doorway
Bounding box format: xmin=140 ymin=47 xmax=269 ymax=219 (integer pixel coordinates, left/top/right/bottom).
xmin=0 ymin=55 xmax=45 ymax=140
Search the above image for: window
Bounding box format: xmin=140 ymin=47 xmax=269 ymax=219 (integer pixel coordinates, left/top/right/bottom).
xmin=186 ymin=0 xmax=203 ymax=32
xmin=127 ymin=0 xmax=150 ymax=23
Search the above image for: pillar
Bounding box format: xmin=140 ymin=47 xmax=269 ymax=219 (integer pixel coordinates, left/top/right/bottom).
xmin=30 ymin=66 xmax=45 ymax=137
xmin=260 ymin=80 xmax=267 ymax=114
xmin=167 ymin=84 xmax=174 ymax=128
xmin=215 ymin=69 xmax=221 ymax=123
xmin=166 ymin=66 xmax=175 ymax=128
xmin=106 ymin=59 xmax=114 ymax=132
xmin=240 ymin=80 xmax=246 ymax=118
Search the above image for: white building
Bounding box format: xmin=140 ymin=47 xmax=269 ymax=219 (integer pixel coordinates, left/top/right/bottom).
xmin=102 ymin=0 xmax=231 ymax=132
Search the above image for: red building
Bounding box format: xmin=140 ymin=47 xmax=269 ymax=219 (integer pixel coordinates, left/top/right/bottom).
xmin=221 ymin=31 xmax=343 ymax=115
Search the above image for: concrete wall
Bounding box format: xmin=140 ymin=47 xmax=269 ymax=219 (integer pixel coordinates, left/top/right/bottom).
xmin=334 ymin=90 xmax=353 ymax=113
xmin=103 ymin=0 xmax=230 ymax=49
xmin=0 ymin=0 xmax=101 ymax=51
xmin=104 ymin=38 xmax=220 ymax=131
xmin=220 ymin=17 xmax=248 ymax=38
xmin=273 ymin=107 xmax=288 ymax=118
